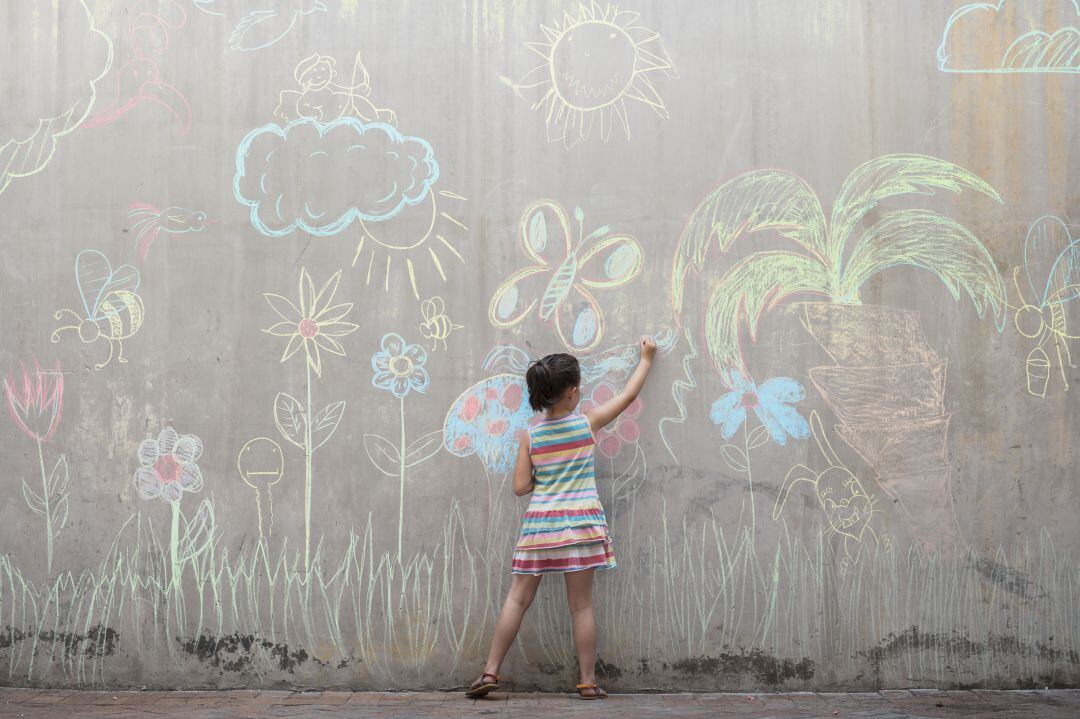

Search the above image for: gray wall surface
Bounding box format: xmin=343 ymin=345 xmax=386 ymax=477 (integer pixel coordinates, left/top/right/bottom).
xmin=1 ymin=0 xmax=1078 ymax=691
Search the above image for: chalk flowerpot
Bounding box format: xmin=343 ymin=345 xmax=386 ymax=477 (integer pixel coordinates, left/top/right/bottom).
xmin=835 ymin=414 xmax=951 ymax=475
xmin=799 ymin=301 xmax=965 ymax=552
xmin=809 ymin=361 xmax=947 ymax=425
xmin=874 ymin=465 xmax=966 ymax=557
xmin=799 ymin=302 xmax=940 ymax=368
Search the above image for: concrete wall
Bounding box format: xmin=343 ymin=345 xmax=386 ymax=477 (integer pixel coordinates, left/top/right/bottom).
xmin=1 ymin=0 xmax=1078 ymax=690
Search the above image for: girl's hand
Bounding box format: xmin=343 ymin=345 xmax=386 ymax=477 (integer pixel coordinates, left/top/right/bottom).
xmin=640 ymin=335 xmax=657 ymax=361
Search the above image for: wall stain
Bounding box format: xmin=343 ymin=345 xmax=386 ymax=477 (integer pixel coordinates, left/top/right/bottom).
xmin=972 ymin=556 xmax=1047 ymax=601
xmin=664 ymin=649 xmax=814 ymax=683
xmin=177 ymin=633 xmax=314 ymax=674
xmin=0 ymin=624 xmax=118 ymax=658
xmin=858 ymin=626 xmax=1080 ymax=680
xmin=595 ymin=655 xmax=622 ymax=680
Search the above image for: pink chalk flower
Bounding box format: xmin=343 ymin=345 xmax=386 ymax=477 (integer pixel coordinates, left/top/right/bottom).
xmin=3 ymin=361 xmax=64 ymax=442
xmin=134 ymin=426 xmax=204 ymax=504
xmin=580 ymin=381 xmax=642 ymax=459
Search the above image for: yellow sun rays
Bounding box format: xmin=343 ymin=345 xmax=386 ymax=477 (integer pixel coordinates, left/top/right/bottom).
xmin=351 ymin=189 xmax=468 ymax=300
xmin=512 ymin=1 xmax=677 ymax=148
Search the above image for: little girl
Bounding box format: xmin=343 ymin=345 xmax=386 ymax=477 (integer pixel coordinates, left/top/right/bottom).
xmin=466 ymin=336 xmax=657 ymax=700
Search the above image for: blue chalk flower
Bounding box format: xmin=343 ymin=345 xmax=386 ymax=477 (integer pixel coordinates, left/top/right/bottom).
xmin=710 ymin=370 xmax=809 ymax=446
xmin=371 ymin=333 xmax=429 ymax=398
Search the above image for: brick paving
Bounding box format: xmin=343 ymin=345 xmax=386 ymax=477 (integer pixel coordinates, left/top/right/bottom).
xmin=1 ymin=687 xmax=1078 ymax=718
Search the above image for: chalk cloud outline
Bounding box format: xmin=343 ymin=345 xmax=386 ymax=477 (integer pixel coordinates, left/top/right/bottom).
xmin=0 ymin=0 xmax=113 ymax=195
xmin=233 ymin=117 xmax=440 ymax=238
xmin=937 ymin=0 xmax=1080 ymax=73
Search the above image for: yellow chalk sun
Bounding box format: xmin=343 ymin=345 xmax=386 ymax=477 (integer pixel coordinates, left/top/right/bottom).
xmin=351 ymin=189 xmax=467 ymax=300
xmin=515 ymin=2 xmax=677 ymax=147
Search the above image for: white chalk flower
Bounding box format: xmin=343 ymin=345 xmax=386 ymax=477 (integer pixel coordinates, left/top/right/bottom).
xmin=134 ymin=426 xmax=204 ymax=504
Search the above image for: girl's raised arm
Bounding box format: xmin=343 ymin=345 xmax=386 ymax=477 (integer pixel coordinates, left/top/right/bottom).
xmin=584 ymin=336 xmax=657 ymax=434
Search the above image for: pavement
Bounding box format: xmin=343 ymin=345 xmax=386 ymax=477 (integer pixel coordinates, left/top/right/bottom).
xmin=1 ymin=687 xmax=1079 ymax=718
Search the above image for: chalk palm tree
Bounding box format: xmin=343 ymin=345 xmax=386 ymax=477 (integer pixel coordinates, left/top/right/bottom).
xmin=671 ymin=153 xmax=1007 ymax=384
xmin=671 ymin=154 xmax=1008 ymax=556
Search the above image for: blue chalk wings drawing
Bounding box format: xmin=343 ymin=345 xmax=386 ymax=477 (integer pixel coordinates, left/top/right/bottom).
xmin=193 ymin=0 xmax=327 ymax=52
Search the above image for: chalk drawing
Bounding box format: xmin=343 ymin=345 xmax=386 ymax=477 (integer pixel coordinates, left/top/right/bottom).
xmin=193 ymin=0 xmax=327 ymax=52
xmin=237 ymin=437 xmax=284 ymax=541
xmin=51 ymin=250 xmax=145 ymax=370
xmin=351 ymin=188 xmax=469 ymax=300
xmin=275 ymin=51 xmax=397 ymax=125
xmin=657 ymin=328 xmax=698 ymax=463
xmin=1010 ymin=215 xmax=1080 ymax=397
xmin=710 ymin=370 xmax=809 ymax=535
xmin=0 ymin=0 xmax=112 ymax=196
xmin=671 ymin=154 xmax=1006 ymax=388
xmin=366 ymin=333 xmax=441 ymax=558
xmin=489 ymin=199 xmax=644 ymax=352
xmin=263 ymin=266 xmax=357 ymax=571
xmin=419 ymin=296 xmax=463 ymax=351
xmin=773 ymin=411 xmax=889 ymax=577
xmin=133 ymin=426 xmax=214 ymax=588
xmin=234 ymin=117 xmax=439 ymax=239
xmin=937 ymin=0 xmax=1080 ymax=74
xmin=3 ymin=362 xmax=68 ymax=573
xmin=801 ymin=302 xmax=965 ymax=556
xmin=580 ymin=381 xmax=643 ymax=459
xmin=578 ymin=326 xmax=676 ymax=384
xmin=127 ymin=203 xmax=213 ymax=264
xmin=505 ymin=0 xmax=678 ymax=148
xmin=443 ymin=346 xmax=534 ymax=474
xmin=83 ymin=0 xmax=192 ymax=136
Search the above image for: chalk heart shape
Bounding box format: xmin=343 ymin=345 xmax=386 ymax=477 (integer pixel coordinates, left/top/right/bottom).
xmin=76 ymin=249 xmax=140 ymax=319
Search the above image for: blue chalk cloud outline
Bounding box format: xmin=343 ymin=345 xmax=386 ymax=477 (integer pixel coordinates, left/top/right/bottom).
xmin=233 ymin=117 xmax=440 ymax=238
xmin=937 ymin=0 xmax=1080 ymax=73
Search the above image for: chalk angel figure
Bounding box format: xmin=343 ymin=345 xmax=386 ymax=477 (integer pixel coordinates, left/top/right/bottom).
xmin=275 ymin=51 xmax=397 ymax=125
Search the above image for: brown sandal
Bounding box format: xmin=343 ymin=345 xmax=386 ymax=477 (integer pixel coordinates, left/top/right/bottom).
xmin=465 ymin=672 xmax=500 ymax=698
xmin=576 ymin=682 xmax=608 ymax=699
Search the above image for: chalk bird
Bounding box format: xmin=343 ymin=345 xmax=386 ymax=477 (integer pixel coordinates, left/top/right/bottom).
xmin=128 ymin=204 xmax=213 ymax=264
xmin=194 ymin=0 xmax=328 ymax=51
xmin=83 ymin=1 xmax=191 ymax=135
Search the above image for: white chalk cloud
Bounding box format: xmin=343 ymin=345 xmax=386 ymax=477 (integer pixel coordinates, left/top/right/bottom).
xmin=0 ymin=0 xmax=113 ymax=194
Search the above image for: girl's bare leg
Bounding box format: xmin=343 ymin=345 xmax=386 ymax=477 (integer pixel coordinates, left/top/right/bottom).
xmin=477 ymin=573 xmax=542 ymax=679
xmin=564 ymin=568 xmax=597 ymax=685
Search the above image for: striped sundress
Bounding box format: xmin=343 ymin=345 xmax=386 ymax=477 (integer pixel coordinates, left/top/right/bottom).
xmin=511 ymin=412 xmax=617 ymax=574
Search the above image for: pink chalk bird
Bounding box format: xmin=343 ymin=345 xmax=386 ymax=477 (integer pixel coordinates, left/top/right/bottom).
xmin=83 ymin=0 xmax=192 ymax=135
xmin=128 ymin=203 xmax=213 ymax=263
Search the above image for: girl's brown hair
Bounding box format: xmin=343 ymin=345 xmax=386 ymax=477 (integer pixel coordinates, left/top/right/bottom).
xmin=525 ymin=353 xmax=580 ymax=411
